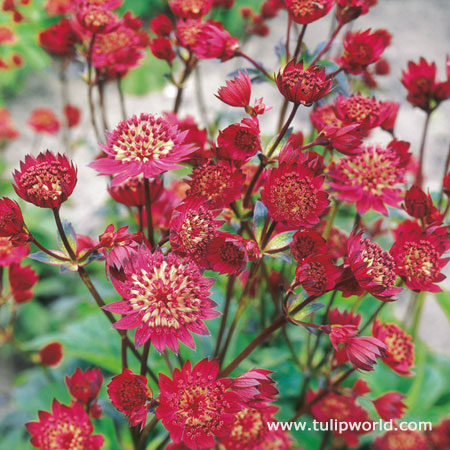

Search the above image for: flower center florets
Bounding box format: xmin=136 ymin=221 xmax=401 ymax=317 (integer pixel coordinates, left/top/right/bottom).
xmin=361 ymin=239 xmax=397 ymax=288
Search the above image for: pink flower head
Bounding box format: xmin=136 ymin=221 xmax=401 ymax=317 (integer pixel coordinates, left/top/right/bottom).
xmin=108 ymin=176 xmax=163 ymax=207
xmin=216 ymin=71 xmax=251 ymax=108
xmin=66 ymin=367 xmax=103 ymax=405
xmin=0 ymin=237 xmax=29 ymax=266
xmin=170 ymin=0 xmax=213 ymax=18
xmin=156 ymin=359 xmax=242 ymax=449
xmin=90 ymin=113 xmax=195 ymax=186
xmin=13 ymin=151 xmax=77 ymax=209
xmin=207 ymin=232 xmax=247 ymax=275
xmin=373 ymin=430 xmax=427 ymax=450
xmin=150 ymin=14 xmax=173 ymax=36
xmin=107 ymin=369 xmax=153 ymax=429
xmin=9 ymin=263 xmax=38 ymax=303
xmin=285 ymin=0 xmax=334 ymax=24
xmin=27 ymin=108 xmax=60 ymax=135
xmin=103 ymin=245 xmax=219 ymax=352
xmin=373 ymin=392 xmax=407 ymax=421
xmin=26 ymin=400 xmax=104 ymax=450
xmin=38 ymin=19 xmax=78 ymax=57
xmin=320 ymin=123 xmax=363 ymax=155
xmin=71 ymin=4 xmax=119 ymax=38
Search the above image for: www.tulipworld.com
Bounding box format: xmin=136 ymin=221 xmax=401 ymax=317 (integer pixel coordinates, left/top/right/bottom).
xmin=266 ymin=419 xmax=432 ymax=434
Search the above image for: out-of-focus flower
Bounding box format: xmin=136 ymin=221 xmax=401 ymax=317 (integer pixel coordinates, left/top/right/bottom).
xmin=336 ymin=0 xmax=377 ymax=25
xmin=38 ymin=19 xmax=77 ymax=57
xmin=0 ymin=107 xmax=19 ymax=140
xmin=38 ymin=342 xmax=63 ymax=367
xmin=170 ymin=0 xmax=213 ymax=18
xmin=71 ymin=4 xmax=119 ymax=37
xmin=0 ymin=25 xmax=16 ymax=43
xmin=373 ymin=392 xmax=407 ymax=421
xmin=426 ymin=418 xmax=450 ymax=450
xmin=285 ymin=0 xmax=334 ymax=24
xmin=0 ymin=198 xmax=25 ymax=239
xmin=373 ymin=429 xmax=427 ymax=450
xmin=63 ymin=104 xmax=81 ymax=128
xmin=216 ymin=71 xmax=251 ymax=108
xmin=9 ymin=264 xmax=38 ymax=303
xmin=66 ymin=367 xmax=103 ymax=405
xmin=13 ymin=151 xmax=77 ymax=209
xmin=44 ymin=0 xmax=73 ymax=16
xmin=27 ymin=108 xmax=60 ymax=135
xmin=150 ymin=14 xmax=173 ymax=36
xmin=207 ymin=232 xmax=247 ymax=275
xmin=108 ymin=176 xmax=162 ymax=207
xmin=0 ymin=237 xmax=29 ymax=266
xmin=150 ymin=37 xmax=176 ymax=62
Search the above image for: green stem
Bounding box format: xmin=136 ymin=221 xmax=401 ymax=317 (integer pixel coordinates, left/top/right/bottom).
xmin=52 ymin=208 xmax=77 ymax=261
xmin=144 ymin=178 xmax=155 ymax=248
xmin=415 ymin=110 xmax=432 ymax=187
xmin=410 ymin=292 xmax=425 ymax=337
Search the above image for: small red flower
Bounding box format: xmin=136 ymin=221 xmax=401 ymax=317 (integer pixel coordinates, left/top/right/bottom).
xmin=170 ymin=0 xmax=213 ymax=18
xmin=38 ymin=342 xmax=63 ymax=367
xmin=38 ymin=19 xmax=77 ymax=57
xmin=13 ymin=151 xmax=77 ymax=209
xmin=90 ymin=113 xmax=195 ymax=186
xmin=261 ymin=161 xmax=329 ymax=228
xmin=9 ymin=264 xmax=38 ymax=303
xmin=336 ymin=0 xmax=377 ymax=25
xmin=373 ymin=392 xmax=407 ymax=421
xmin=26 ymin=400 xmax=104 ymax=450
xmin=107 ymin=369 xmax=153 ymax=429
xmin=150 ymin=14 xmax=173 ymax=36
xmin=66 ymin=367 xmax=103 ymax=405
xmin=230 ymin=369 xmax=278 ymax=407
xmin=207 ymin=232 xmax=247 ymax=275
xmin=0 ymin=237 xmax=29 ymax=266
xmin=108 ymin=176 xmax=162 ymax=207
xmin=290 ymin=229 xmax=327 ymax=263
xmin=372 ymin=320 xmax=415 ymax=376
xmin=150 ymin=37 xmax=176 ymax=62
xmin=216 ymin=71 xmax=251 ymax=108
xmin=156 ymin=359 xmax=242 ymax=449
xmin=99 ymin=224 xmax=135 ymax=249
xmin=402 ymin=185 xmax=433 ymax=219
xmin=0 ymin=107 xmax=18 ymax=140
xmin=373 ymin=430 xmax=427 ymax=450
xmin=71 ymin=4 xmax=119 ymax=37
xmin=63 ymin=104 xmax=81 ymax=128
xmin=27 ymin=108 xmax=60 ymax=135
xmin=285 ymin=0 xmax=334 ymax=24
xmin=0 ymin=197 xmax=25 ymax=239
xmin=276 ymin=59 xmax=333 ymax=105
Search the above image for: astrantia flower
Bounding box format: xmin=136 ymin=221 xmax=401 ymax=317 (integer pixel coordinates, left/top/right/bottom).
xmin=13 ymin=151 xmax=77 ymax=209
xmin=276 ymin=60 xmax=333 ymax=105
xmin=230 ymin=369 xmax=278 ymax=407
xmin=9 ymin=264 xmax=38 ymax=303
xmin=328 ymin=140 xmax=411 ymax=215
xmin=38 ymin=342 xmax=63 ymax=367
xmin=373 ymin=392 xmax=407 ymax=421
xmin=310 ymin=103 xmax=341 ymax=131
xmin=0 ymin=237 xmax=29 ymax=266
xmin=169 ymin=197 xmax=223 ymax=267
xmin=320 ymin=123 xmax=363 ymax=155
xmin=216 ymin=71 xmax=251 ymax=108
xmin=26 ymin=400 xmax=104 ymax=450
xmin=156 ymin=359 xmax=241 ymax=449
xmin=186 ymin=160 xmax=245 ymax=208
xmin=216 ymin=117 xmax=261 ymax=162
xmin=207 ymin=232 xmax=247 ymax=275
xmin=108 ymin=176 xmax=162 ymax=207
xmin=27 ymin=108 xmax=60 ymax=135
xmin=373 ymin=430 xmax=427 ymax=450
xmin=150 ymin=37 xmax=176 ymax=62
xmin=290 ymin=229 xmax=327 ymax=263
xmin=344 ymin=231 xmax=401 ymax=301
xmin=261 ymin=162 xmax=329 ymax=228
xmin=103 ymin=245 xmax=219 ymax=352
xmin=329 ymin=307 xmax=361 ymax=327
xmin=285 ymin=0 xmax=334 ymax=24
xmin=150 ymin=14 xmax=173 ymax=36
xmin=390 ymin=221 xmax=450 ymax=292
xmin=107 ymin=369 xmax=153 ymax=429
xmin=66 ymin=368 xmax=103 ymax=405
xmin=336 ymin=0 xmax=377 ymax=25
xmin=170 ymin=0 xmax=213 ymax=18
xmin=426 ymin=418 xmax=450 ymax=450
xmin=402 ymin=185 xmax=433 ymax=219
xmin=71 ymin=4 xmax=118 ymax=37
xmin=372 ymin=320 xmax=415 ymax=376
xmin=90 ymin=113 xmax=195 ymax=186
xmin=38 ymin=19 xmax=77 ymax=57
xmin=0 ymin=197 xmax=25 ymax=239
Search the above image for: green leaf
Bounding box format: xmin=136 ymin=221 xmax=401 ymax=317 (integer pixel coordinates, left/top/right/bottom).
xmin=265 ymin=231 xmax=295 ymax=252
xmin=253 ymin=201 xmax=268 ymax=244
xmin=57 ymin=220 xmax=77 ymax=254
xmin=28 ymin=251 xmax=66 ymax=266
xmin=288 ymin=301 xmax=325 ymax=322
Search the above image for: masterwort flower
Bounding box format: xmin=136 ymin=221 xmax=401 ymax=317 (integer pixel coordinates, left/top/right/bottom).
xmin=285 ymin=0 xmax=334 ymax=25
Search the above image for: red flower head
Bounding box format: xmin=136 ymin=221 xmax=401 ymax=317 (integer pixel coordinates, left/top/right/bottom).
xmin=109 ymin=176 xmax=162 ymax=208
xmin=295 ymin=254 xmax=342 ymax=296
xmin=310 ymin=103 xmax=341 ymax=131
xmin=216 ymin=117 xmax=261 ymax=162
xmin=216 ymin=71 xmax=251 ymax=108
xmin=0 ymin=107 xmax=19 ymax=140
xmin=150 ymin=14 xmax=173 ymax=36
xmin=372 ymin=320 xmax=415 ymax=376
xmin=373 ymin=430 xmax=427 ymax=450
xmin=340 ymin=29 xmax=389 ymax=75
xmin=391 ymin=221 xmax=450 ymax=292
xmin=276 ymin=59 xmax=333 ymax=105
xmin=186 ymin=160 xmax=245 ymax=208
xmin=329 ymin=307 xmax=362 ymax=327
xmin=66 ymin=367 xmax=103 ymax=405
xmin=169 ymin=197 xmax=224 ymax=267
xmin=103 ymin=245 xmax=219 ymax=352
xmin=373 ymin=392 xmax=407 ymax=421
xmin=402 ymin=185 xmax=433 ymax=219
xmin=13 ymin=151 xmax=77 ymax=209
xmin=71 ymin=4 xmax=119 ymax=37
xmin=320 ymin=123 xmax=363 ymax=156
xmin=176 ymin=18 xmax=205 ymax=49
xmin=230 ymin=369 xmax=278 ymax=407
xmin=107 ymin=369 xmax=153 ymax=429
xmin=170 ymin=0 xmax=213 ymax=18
xmin=336 ymin=0 xmax=377 ymax=25
xmin=26 ymin=400 xmax=104 ymax=450
xmin=290 ymin=229 xmax=327 ymax=263
xmin=38 ymin=19 xmax=78 ymax=57
xmin=0 ymin=197 xmax=25 ymax=239
xmin=344 ymin=231 xmax=401 ymax=301
xmin=44 ymin=0 xmax=73 ymax=16
xmin=261 ymin=161 xmax=329 ymax=228
xmin=150 ymin=37 xmax=176 ymax=62
xmin=0 ymin=237 xmax=29 ymax=266
xmin=285 ymin=0 xmax=334 ymax=24
xmin=328 ymin=140 xmax=411 ymax=215
xmin=90 ymin=113 xmax=195 ymax=186
xmin=426 ymin=418 xmax=450 ymax=450
xmin=38 ymin=342 xmax=63 ymax=367
xmin=156 ymin=359 xmax=242 ymax=449
xmin=27 ymin=108 xmax=60 ymax=135
xmin=63 ymin=104 xmax=81 ymax=128
xmin=9 ymin=264 xmax=38 ymax=303
xmin=207 ymin=232 xmax=247 ymax=275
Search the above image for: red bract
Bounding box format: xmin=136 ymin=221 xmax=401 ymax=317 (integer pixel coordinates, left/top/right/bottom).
xmin=90 ymin=114 xmax=195 ymax=186
xmin=107 ymin=369 xmax=153 ymax=429
xmin=340 ymin=29 xmax=389 ymax=75
xmin=328 ymin=140 xmax=411 ymax=215
xmin=276 ymin=60 xmax=333 ymax=105
xmin=169 ymin=197 xmax=224 ymax=267
xmin=0 ymin=237 xmax=29 ymax=266
xmin=170 ymin=0 xmax=213 ymax=18
xmin=13 ymin=151 xmax=77 ymax=209
xmin=186 ymin=160 xmax=245 ymax=208
xmin=38 ymin=19 xmax=77 ymax=57
xmin=156 ymin=359 xmax=241 ymax=449
xmin=26 ymin=400 xmax=104 ymax=450
xmin=290 ymin=229 xmax=327 ymax=263
xmin=38 ymin=342 xmax=63 ymax=367
xmin=261 ymin=161 xmax=329 ymax=228
xmin=285 ymin=0 xmax=334 ymax=24
xmin=9 ymin=264 xmax=38 ymax=303
xmin=150 ymin=37 xmax=176 ymax=62
xmin=207 ymin=232 xmax=247 ymax=275
xmin=336 ymin=0 xmax=377 ymax=24
xmin=150 ymin=14 xmax=173 ymax=36
xmin=103 ymin=245 xmax=219 ymax=352
xmin=0 ymin=107 xmax=18 ymax=140
xmin=108 ymin=176 xmax=162 ymax=207
xmin=372 ymin=320 xmax=415 ymax=376
xmin=373 ymin=392 xmax=407 ymax=421
xmin=320 ymin=123 xmax=363 ymax=155
xmin=66 ymin=367 xmax=103 ymax=405
xmin=63 ymin=104 xmax=81 ymax=128
xmin=0 ymin=197 xmax=25 ymax=238
xmin=390 ymin=221 xmax=450 ymax=292
xmin=27 ymin=108 xmax=60 ymax=135
xmin=216 ymin=71 xmax=251 ymax=108
xmin=373 ymin=430 xmax=427 ymax=450
xmin=329 ymin=307 xmax=362 ymax=327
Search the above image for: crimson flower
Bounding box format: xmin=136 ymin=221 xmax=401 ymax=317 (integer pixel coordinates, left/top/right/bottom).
xmin=38 ymin=19 xmax=77 ymax=57
xmin=426 ymin=418 xmax=450 ymax=450
xmin=336 ymin=0 xmax=377 ymax=24
xmin=9 ymin=264 xmax=38 ymax=303
xmin=151 ymin=37 xmax=176 ymax=63
xmin=373 ymin=392 xmax=407 ymax=421
xmin=27 ymin=108 xmax=60 ymax=135
xmin=38 ymin=342 xmax=63 ymax=367
xmin=107 ymin=369 xmax=153 ymax=429
xmin=103 ymin=245 xmax=219 ymax=352
xmin=13 ymin=151 xmax=77 ymax=209
xmin=207 ymin=232 xmax=247 ymax=275
xmin=66 ymin=367 xmax=103 ymax=405
xmin=156 ymin=359 xmax=241 ymax=449
xmin=0 ymin=237 xmax=29 ymax=266
xmin=90 ymin=113 xmax=195 ymax=186
xmin=372 ymin=320 xmax=415 ymax=376
xmin=71 ymin=4 xmax=119 ymax=37
xmin=108 ymin=176 xmax=162 ymax=207
xmin=276 ymin=59 xmax=333 ymax=105
xmin=26 ymin=400 xmax=104 ymax=450
xmin=290 ymin=229 xmax=327 ymax=263
xmin=0 ymin=197 xmax=25 ymax=239
xmin=373 ymin=430 xmax=427 ymax=450
xmin=329 ymin=307 xmax=361 ymax=327
xmin=63 ymin=104 xmax=81 ymax=128
xmin=402 ymin=185 xmax=433 ymax=219
xmin=216 ymin=71 xmax=251 ymax=108
xmin=150 ymin=14 xmax=173 ymax=36
xmin=230 ymin=369 xmax=278 ymax=407
xmin=320 ymin=123 xmax=363 ymax=155
xmin=285 ymin=0 xmax=334 ymax=24
xmin=170 ymin=0 xmax=213 ymax=18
